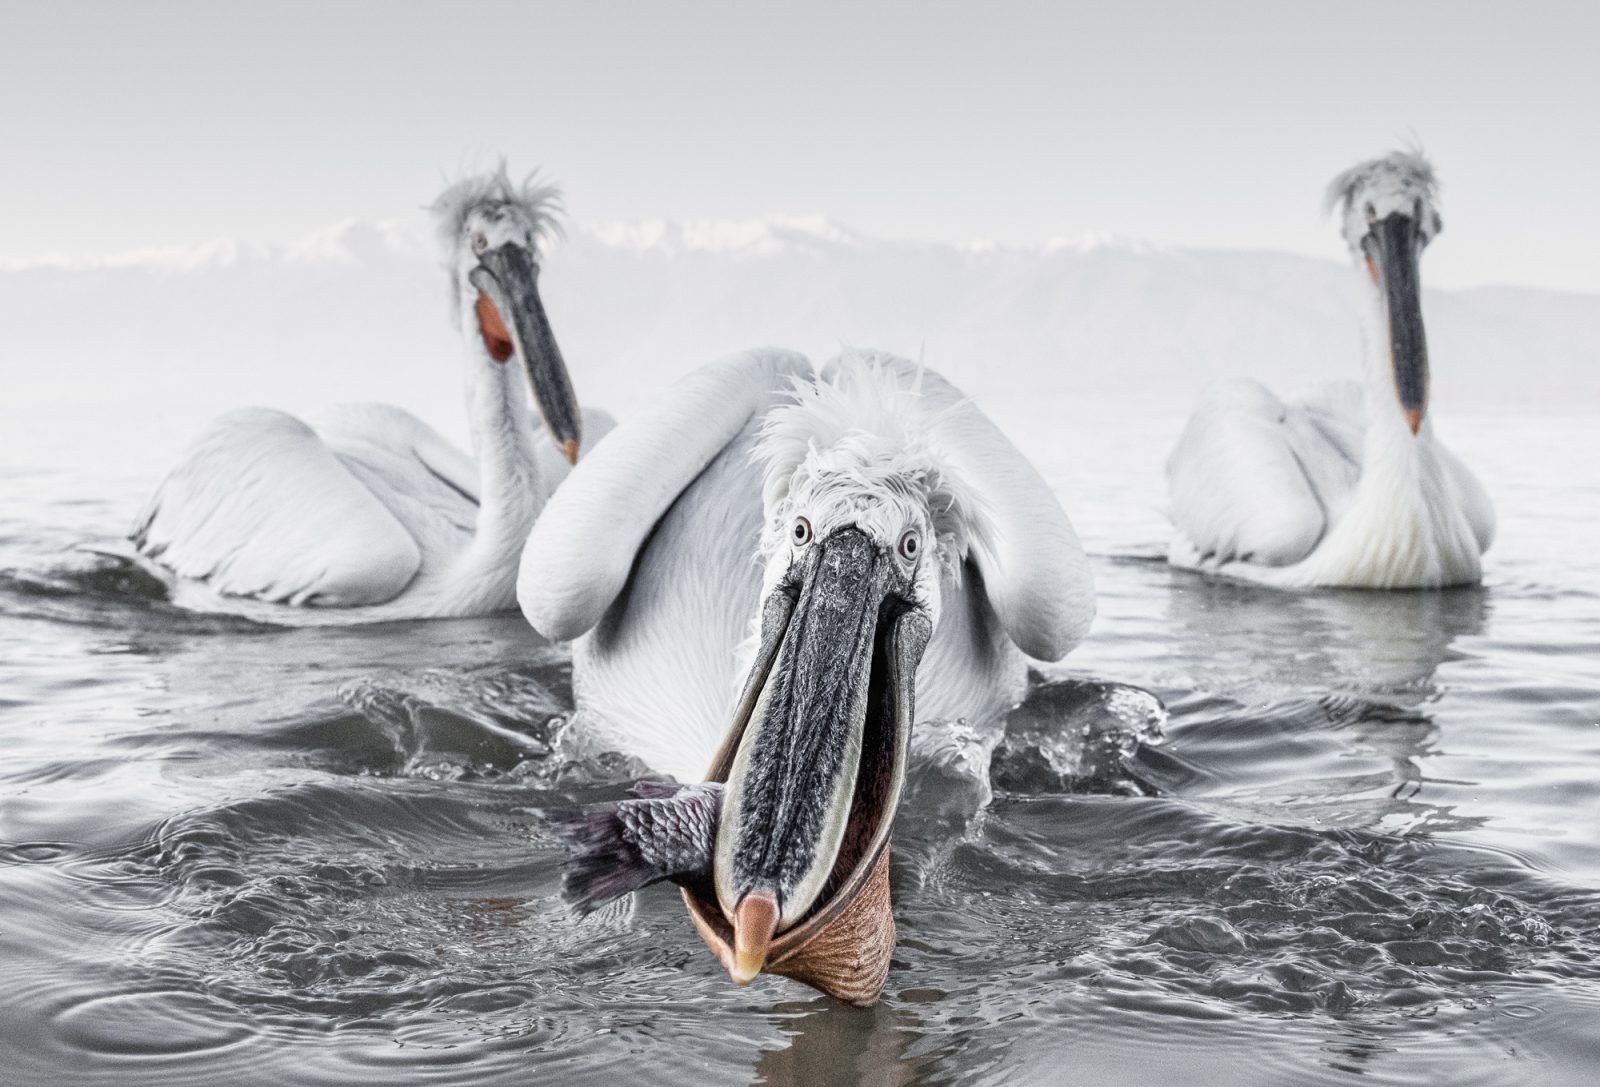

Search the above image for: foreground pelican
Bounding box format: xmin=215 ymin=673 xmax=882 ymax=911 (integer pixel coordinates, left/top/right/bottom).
xmin=1166 ymin=150 xmax=1493 ymax=588
xmin=521 ymin=348 xmax=1094 ymax=1002
xmin=132 ymin=165 xmax=609 ymax=620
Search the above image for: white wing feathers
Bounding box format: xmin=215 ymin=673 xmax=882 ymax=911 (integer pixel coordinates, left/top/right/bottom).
xmin=1167 ymin=378 xmax=1363 ymax=567
xmin=307 ymin=402 xmax=480 ymax=535
xmin=518 ymin=349 xmax=811 ymax=642
xmin=132 ymin=407 xmax=422 ymax=606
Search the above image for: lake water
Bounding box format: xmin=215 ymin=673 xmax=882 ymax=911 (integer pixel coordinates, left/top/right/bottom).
xmin=2 ymin=399 xmax=1597 ymax=1086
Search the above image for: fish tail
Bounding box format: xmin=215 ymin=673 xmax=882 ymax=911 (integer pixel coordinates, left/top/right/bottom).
xmin=545 ymin=805 xmax=659 ymax=917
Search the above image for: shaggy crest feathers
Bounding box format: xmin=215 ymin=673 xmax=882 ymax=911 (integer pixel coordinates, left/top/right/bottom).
xmin=755 ymin=354 xmax=990 ymax=575
xmin=430 ymin=159 xmax=564 ymax=255
xmin=1324 ymin=149 xmax=1439 ymax=218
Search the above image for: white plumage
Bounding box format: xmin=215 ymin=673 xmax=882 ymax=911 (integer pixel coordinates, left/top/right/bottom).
xmin=518 ymin=348 xmax=1095 ymax=781
xmin=1167 ymin=151 xmax=1494 ymax=589
xmin=132 ymin=165 xmax=610 ymax=622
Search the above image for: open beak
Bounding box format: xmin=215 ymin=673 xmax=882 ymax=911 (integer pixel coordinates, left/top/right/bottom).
xmin=685 ymin=527 xmax=931 ymax=1001
xmin=1362 ymin=213 xmax=1429 ymax=435
xmin=469 ymin=245 xmax=582 ymax=464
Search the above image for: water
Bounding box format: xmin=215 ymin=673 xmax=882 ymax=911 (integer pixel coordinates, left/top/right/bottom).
xmin=2 ymin=402 xmax=1598 ymax=1086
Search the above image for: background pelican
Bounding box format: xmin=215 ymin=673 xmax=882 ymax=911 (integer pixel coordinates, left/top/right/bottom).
xmin=1165 ymin=150 xmax=1494 ymax=588
xmin=520 ymin=348 xmax=1094 ymax=1001
xmin=131 ymin=165 xmax=611 ymax=621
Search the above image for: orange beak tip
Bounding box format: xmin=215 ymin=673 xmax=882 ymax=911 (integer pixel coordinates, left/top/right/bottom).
xmin=560 ymin=438 xmax=579 ymax=465
xmin=1405 ymin=409 xmax=1423 ymax=435
xmin=730 ymin=892 xmax=779 ymax=986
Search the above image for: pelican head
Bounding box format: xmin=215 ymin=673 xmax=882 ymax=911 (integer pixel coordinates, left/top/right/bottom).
xmin=1327 ymin=150 xmax=1443 ymax=435
xmin=697 ymin=367 xmax=982 ymax=990
xmin=432 ymin=164 xmax=582 ymax=463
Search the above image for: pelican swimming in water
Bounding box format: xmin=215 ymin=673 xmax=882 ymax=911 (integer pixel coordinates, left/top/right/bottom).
xmin=521 ymin=348 xmax=1094 ymax=1002
xmin=131 ymin=165 xmax=610 ymax=621
xmin=1166 ymin=150 xmax=1493 ymax=589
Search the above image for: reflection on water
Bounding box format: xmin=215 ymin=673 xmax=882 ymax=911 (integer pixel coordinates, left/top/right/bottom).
xmin=4 ymin=409 xmax=1600 ymax=1085
xmin=1158 ymin=566 xmax=1489 ymax=700
xmin=754 ymin=1000 xmax=927 ymax=1087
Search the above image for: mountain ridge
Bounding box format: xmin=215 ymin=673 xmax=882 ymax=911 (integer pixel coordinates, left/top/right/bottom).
xmin=3 ymin=213 xmax=1594 ymax=467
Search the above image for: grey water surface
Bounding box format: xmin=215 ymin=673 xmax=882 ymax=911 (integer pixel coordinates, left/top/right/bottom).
xmin=2 ymin=403 xmax=1597 ymax=1086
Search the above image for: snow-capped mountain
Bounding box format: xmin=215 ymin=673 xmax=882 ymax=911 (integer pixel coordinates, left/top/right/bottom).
xmin=3 ymin=214 xmax=1595 ymax=469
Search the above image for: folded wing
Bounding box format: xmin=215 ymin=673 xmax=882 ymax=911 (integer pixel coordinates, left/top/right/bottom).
xmin=1167 ymin=378 xmax=1364 ymax=568
xmin=132 ymin=407 xmax=423 ymax=606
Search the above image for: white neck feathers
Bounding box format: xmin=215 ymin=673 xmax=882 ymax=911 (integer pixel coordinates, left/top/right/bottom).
xmin=1300 ymin=271 xmax=1481 ymax=587
xmin=436 ymin=315 xmax=544 ymax=610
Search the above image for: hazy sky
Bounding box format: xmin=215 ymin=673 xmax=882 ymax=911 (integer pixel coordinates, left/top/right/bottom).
xmin=4 ymin=1 xmax=1597 ymax=291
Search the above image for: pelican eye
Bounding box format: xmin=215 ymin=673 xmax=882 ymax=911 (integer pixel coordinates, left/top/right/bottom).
xmin=791 ymin=517 xmax=813 ymax=546
xmin=897 ymin=530 xmax=920 ymax=561
xmin=471 ymin=231 xmax=488 ymax=256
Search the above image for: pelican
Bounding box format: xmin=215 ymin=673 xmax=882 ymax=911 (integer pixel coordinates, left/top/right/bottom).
xmin=521 ymin=348 xmax=1094 ymax=1002
xmin=1165 ymin=150 xmax=1494 ymax=588
xmin=131 ymin=165 xmax=610 ymax=621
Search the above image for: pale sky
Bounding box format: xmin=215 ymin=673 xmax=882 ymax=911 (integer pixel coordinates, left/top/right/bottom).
xmin=4 ymin=1 xmax=1597 ymax=291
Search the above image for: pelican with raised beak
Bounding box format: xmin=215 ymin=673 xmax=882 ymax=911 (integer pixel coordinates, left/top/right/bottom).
xmin=524 ymin=349 xmax=1094 ymax=1003
xmin=1165 ymin=150 xmax=1494 ymax=588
